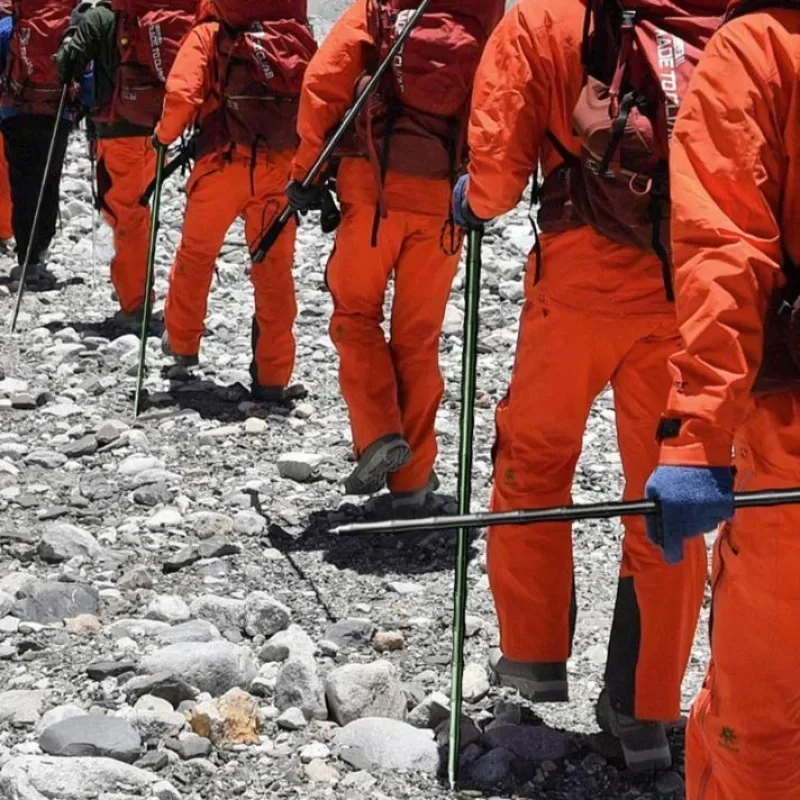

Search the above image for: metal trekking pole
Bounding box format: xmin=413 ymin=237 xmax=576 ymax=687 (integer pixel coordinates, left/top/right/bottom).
xmin=333 ymin=488 xmax=800 ymax=536
xmin=133 ymin=144 xmax=166 ymax=418
xmin=87 ymin=121 xmax=98 ymax=290
xmin=447 ymin=226 xmax=483 ymax=789
xmin=250 ymin=0 xmax=436 ymax=264
xmin=9 ymin=84 xmax=69 ymax=333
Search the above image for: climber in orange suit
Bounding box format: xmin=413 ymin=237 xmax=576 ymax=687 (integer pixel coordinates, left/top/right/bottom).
xmin=289 ymin=0 xmax=504 ymax=508
xmin=0 ymin=137 xmax=12 ymax=244
xmin=154 ymin=0 xmax=312 ymax=401
xmin=644 ymin=2 xmax=800 ymax=797
xmin=453 ymin=0 xmax=707 ymax=771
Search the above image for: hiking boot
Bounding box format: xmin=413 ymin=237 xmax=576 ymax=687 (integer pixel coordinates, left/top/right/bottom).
xmin=390 ymin=471 xmax=441 ymax=514
xmin=10 ymin=262 xmax=56 ymax=289
xmin=595 ymin=688 xmax=672 ymax=773
xmin=344 ymin=434 xmax=412 ymax=496
xmin=161 ymin=331 xmax=199 ymax=369
xmin=251 ymin=383 xmax=308 ymax=405
xmin=488 ymin=648 xmax=569 ymax=703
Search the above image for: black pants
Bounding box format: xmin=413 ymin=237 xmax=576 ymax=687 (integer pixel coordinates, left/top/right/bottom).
xmin=3 ymin=114 xmax=70 ymax=266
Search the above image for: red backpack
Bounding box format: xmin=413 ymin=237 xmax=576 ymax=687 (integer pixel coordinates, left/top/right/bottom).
xmin=108 ymin=0 xmax=197 ymax=129
xmin=5 ymin=0 xmax=74 ymax=115
xmin=545 ymin=1 xmax=727 ymax=298
xmin=355 ymin=0 xmax=503 ymax=187
xmin=200 ymin=0 xmax=316 ymax=154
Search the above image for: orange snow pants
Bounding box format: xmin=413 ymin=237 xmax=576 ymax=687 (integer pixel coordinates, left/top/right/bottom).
xmin=165 ymin=150 xmax=297 ymax=388
xmin=96 ymin=137 xmax=156 ymax=313
xmin=0 ymin=136 xmax=12 ymax=241
xmin=487 ymin=254 xmax=707 ymax=722
xmin=686 ymin=403 xmax=800 ymax=800
xmin=327 ymin=202 xmax=461 ymax=494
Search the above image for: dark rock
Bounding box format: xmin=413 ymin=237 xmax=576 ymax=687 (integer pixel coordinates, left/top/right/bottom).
xmin=324 ymin=618 xmax=375 ymax=649
xmin=39 ymin=716 xmax=142 ymax=763
xmin=137 ymin=750 xmax=169 ymax=771
xmin=467 ymin=747 xmax=516 ymax=792
xmin=162 ymin=546 xmax=200 ymax=574
xmin=197 ymin=537 xmax=241 ymax=560
xmin=124 ymin=672 xmax=197 ymax=708
xmin=165 ymin=733 xmax=213 ymax=760
xmin=133 ymin=483 xmax=174 ymax=507
xmin=60 ymin=435 xmax=98 ymax=458
xmin=87 ymin=660 xmax=139 ymax=681
xmin=11 ymin=393 xmax=37 ymax=410
xmin=481 ymin=724 xmax=570 ymax=762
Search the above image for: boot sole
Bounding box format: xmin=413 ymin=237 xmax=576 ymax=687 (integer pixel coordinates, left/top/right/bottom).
xmin=344 ymin=440 xmax=412 ymax=496
xmin=494 ymin=672 xmax=569 ymax=703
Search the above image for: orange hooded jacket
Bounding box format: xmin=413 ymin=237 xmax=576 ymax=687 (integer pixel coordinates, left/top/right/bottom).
xmin=660 ymin=2 xmax=800 ymax=473
xmin=465 ymin=0 xmax=676 ymax=316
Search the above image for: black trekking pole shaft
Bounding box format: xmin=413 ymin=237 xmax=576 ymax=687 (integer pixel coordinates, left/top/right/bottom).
xmin=448 ymin=227 xmax=483 ymax=789
xmin=139 ymin=147 xmax=190 ymax=207
xmin=250 ymin=0 xmax=436 ymax=264
xmin=9 ymin=85 xmax=69 ymax=334
xmin=334 ymin=488 xmax=800 ymax=536
xmin=133 ymin=144 xmax=166 ymax=417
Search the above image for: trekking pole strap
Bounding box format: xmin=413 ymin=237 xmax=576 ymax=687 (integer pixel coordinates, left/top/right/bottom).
xmin=249 ymin=0 xmax=437 ymax=264
xmin=333 ymin=488 xmax=800 ymax=536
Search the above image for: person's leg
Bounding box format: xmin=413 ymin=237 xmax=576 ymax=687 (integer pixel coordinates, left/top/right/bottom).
xmin=0 ymin=134 xmax=13 ymax=242
xmin=164 ymin=155 xmax=242 ymax=358
xmin=386 ymin=214 xmax=461 ymax=495
xmin=96 ymin=136 xmax=156 ymax=314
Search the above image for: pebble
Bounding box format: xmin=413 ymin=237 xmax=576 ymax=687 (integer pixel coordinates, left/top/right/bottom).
xmin=190 ymin=595 xmax=246 ymax=632
xmin=244 ymin=591 xmax=291 ymax=638
xmin=0 ymin=690 xmax=46 ymax=725
xmin=300 ymin=742 xmax=331 ymax=763
xmin=65 ymin=614 xmax=102 ymax=635
xmin=275 ymin=657 xmax=327 ymax=721
xmin=188 ymin=688 xmax=262 ymax=745
xmin=275 ymin=707 xmax=307 ymax=731
xmin=277 ymin=452 xmax=323 ymax=482
xmin=186 ymin=511 xmax=234 ymax=540
xmin=146 ymin=508 xmax=183 ymax=530
xmin=165 ymin=732 xmax=213 ymax=760
xmin=324 ymin=618 xmax=374 ymax=649
xmin=462 ymin=662 xmax=491 ymax=703
xmin=244 ymin=417 xmax=268 ymax=434
xmin=145 ymin=594 xmax=192 ymax=623
xmin=304 ymin=758 xmax=339 ymax=784
xmin=372 ymin=630 xmax=405 ymax=653
xmin=325 ymin=661 xmax=406 ymax=726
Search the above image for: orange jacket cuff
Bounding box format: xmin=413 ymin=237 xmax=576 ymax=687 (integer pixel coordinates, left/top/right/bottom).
xmin=659 ymin=420 xmax=734 ymax=468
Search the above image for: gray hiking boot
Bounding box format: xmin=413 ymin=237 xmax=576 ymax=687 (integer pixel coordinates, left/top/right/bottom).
xmin=115 ymin=306 xmax=163 ymax=334
xmin=390 ymin=471 xmax=441 ymax=514
xmin=344 ymin=434 xmax=412 ymax=496
xmin=161 ymin=331 xmax=199 ymax=369
xmin=10 ymin=262 xmax=56 ymax=289
xmin=251 ymin=383 xmax=308 ymax=405
xmin=488 ymin=648 xmax=569 ymax=703
xmin=595 ymin=689 xmax=672 ymax=773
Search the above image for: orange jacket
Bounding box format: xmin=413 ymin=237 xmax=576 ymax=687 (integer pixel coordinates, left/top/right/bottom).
xmin=660 ymin=6 xmax=800 ymax=469
xmin=293 ymin=0 xmax=502 ymax=218
xmin=155 ymin=21 xmax=220 ymax=147
xmin=465 ymin=0 xmax=674 ymax=316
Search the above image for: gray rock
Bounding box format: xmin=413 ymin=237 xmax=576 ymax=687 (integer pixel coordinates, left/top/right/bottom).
xmin=243 ymin=591 xmax=291 ymax=638
xmin=117 ymin=706 xmax=186 ymax=743
xmin=462 ymin=663 xmax=490 ymax=703
xmin=408 ymin=691 xmax=450 ymax=729
xmin=0 ymin=690 xmax=46 ymax=726
xmin=481 ymin=724 xmax=570 ymax=761
xmin=305 ymin=759 xmax=339 ymax=784
xmin=186 ymin=511 xmax=234 ymax=540
xmin=106 ymin=618 xmax=171 ymax=639
xmin=656 ymin=771 xmax=686 ymax=796
xmin=139 ymin=642 xmax=258 ymax=696
xmin=25 ymin=450 xmax=67 ymax=469
xmin=275 ymin=657 xmax=327 ymax=721
xmin=59 ymin=435 xmax=98 ymax=459
xmin=300 ymin=742 xmax=331 ymax=763
xmin=276 ymin=706 xmax=307 ymax=731
xmin=137 ymin=750 xmax=169 ymax=771
xmin=12 ymin=582 xmax=99 ymax=624
xmin=124 ymin=673 xmax=197 ymax=709
xmin=0 ymin=755 xmax=179 ymax=799
xmin=334 ymin=718 xmax=440 ymax=774
xmin=190 ymin=595 xmax=246 ymax=632
xmin=467 ymin=747 xmax=516 ymax=792
xmin=37 ymin=525 xmax=101 ymax=563
xmin=39 ymin=716 xmax=142 ymax=763
xmin=233 ymin=510 xmax=266 ymax=536
xmin=197 ymin=537 xmax=240 ymax=560
xmin=117 ymin=566 xmax=155 ymax=591
xmin=35 ymin=704 xmax=87 ymax=735
xmin=158 ymin=619 xmax=221 ymax=645
xmin=277 ymin=452 xmax=323 ymax=482
xmin=324 ymin=618 xmax=375 ymax=649
xmin=86 ymin=661 xmax=138 ymax=680
xmin=162 ymin=545 xmax=200 ymax=574
xmin=325 ymin=661 xmax=406 ymax=726
xmin=96 ymin=419 xmax=128 ymax=445
xmin=0 ymin=590 xmax=13 ymax=617
xmin=165 ymin=732 xmax=212 ymax=760
xmin=258 ymin=624 xmax=315 ymax=662
xmin=145 ymin=595 xmax=191 ymax=623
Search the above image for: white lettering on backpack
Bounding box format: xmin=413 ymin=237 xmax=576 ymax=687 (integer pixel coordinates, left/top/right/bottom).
xmin=247 ymin=30 xmax=275 ymax=84
xmin=655 ymin=29 xmax=682 ymax=138
xmin=18 ymin=27 xmax=33 ymax=77
xmin=149 ymin=24 xmax=165 ymax=82
xmin=391 ymin=9 xmax=414 ymax=95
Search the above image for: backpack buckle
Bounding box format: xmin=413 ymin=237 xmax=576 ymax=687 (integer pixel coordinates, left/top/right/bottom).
xmin=621 ymin=10 xmax=637 ymax=29
xmin=629 ymin=174 xmax=652 ymax=196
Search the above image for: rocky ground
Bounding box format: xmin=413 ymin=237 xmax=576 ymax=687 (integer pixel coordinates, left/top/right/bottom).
xmin=0 ymin=7 xmax=712 ymax=800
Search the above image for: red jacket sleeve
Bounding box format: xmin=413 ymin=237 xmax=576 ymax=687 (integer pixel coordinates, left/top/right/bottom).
xmin=660 ymin=14 xmax=793 ymax=467
xmin=155 ymin=22 xmax=217 ymax=146
xmin=292 ymin=0 xmax=372 ymax=181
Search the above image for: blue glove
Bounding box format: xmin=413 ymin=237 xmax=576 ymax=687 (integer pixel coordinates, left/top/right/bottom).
xmin=452 ymin=174 xmax=485 ymax=229
xmin=645 ymin=466 xmax=735 ymax=564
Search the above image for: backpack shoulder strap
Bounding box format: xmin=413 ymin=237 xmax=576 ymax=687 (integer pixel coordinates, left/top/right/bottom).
xmin=728 ymin=0 xmax=800 ymax=19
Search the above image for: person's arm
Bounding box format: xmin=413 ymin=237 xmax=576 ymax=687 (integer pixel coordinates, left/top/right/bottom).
xmin=660 ymin=16 xmax=788 ymax=467
xmin=55 ymin=5 xmax=114 ymax=80
xmin=292 ymin=0 xmax=371 ymax=181
xmin=154 ymin=22 xmax=216 ymax=146
xmin=465 ymin=5 xmax=552 ymax=220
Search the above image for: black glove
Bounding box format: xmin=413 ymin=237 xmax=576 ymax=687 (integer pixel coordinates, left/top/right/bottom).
xmin=285 ymin=180 xmax=324 ymax=215
xmin=151 ymin=133 xmax=167 ymax=151
xmin=54 ymin=46 xmax=83 ymax=84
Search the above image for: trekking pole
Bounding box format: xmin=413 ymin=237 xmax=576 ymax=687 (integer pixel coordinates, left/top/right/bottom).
xmin=448 ymin=226 xmax=483 ymax=789
xmin=333 ymin=488 xmax=800 ymax=537
xmin=250 ymin=0 xmax=436 ymax=264
xmin=138 ymin=139 xmax=193 ymax=207
xmin=133 ymin=144 xmax=166 ymax=418
xmin=87 ymin=121 xmax=98 ymax=290
xmin=9 ymin=84 xmax=69 ymax=334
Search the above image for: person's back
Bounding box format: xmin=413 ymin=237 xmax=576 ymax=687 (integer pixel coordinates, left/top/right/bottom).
xmin=645 ymin=3 xmax=800 ymax=796
xmin=456 ymin=0 xmax=709 ymax=771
